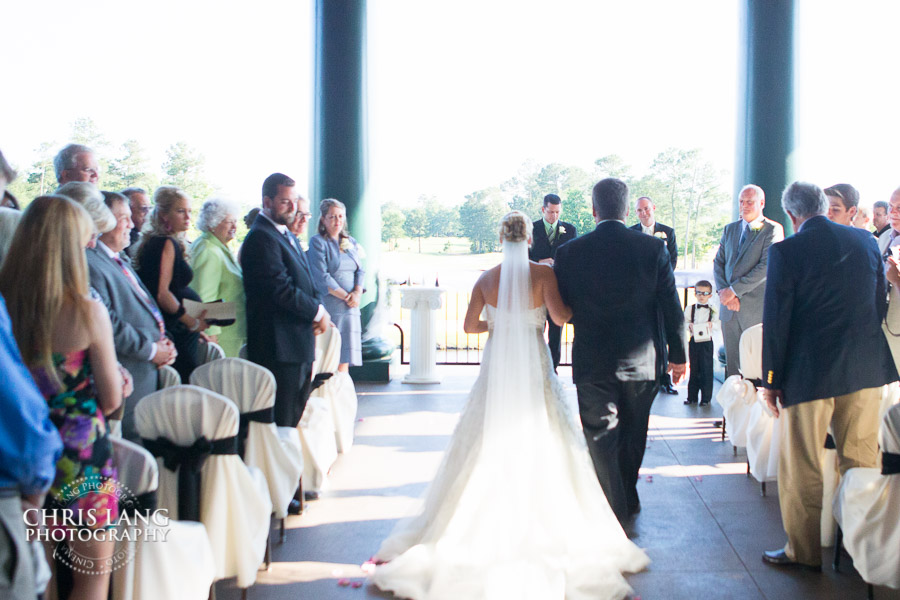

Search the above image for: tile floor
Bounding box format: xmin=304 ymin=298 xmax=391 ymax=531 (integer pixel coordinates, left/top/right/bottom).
xmin=216 ymin=365 xmax=900 ymax=600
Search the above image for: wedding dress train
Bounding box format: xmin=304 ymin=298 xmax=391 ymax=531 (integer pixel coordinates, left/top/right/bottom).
xmin=373 ymin=240 xmax=648 ymax=600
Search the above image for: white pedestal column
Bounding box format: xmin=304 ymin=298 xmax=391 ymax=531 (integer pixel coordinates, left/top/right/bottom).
xmin=401 ymin=287 xmax=444 ymax=384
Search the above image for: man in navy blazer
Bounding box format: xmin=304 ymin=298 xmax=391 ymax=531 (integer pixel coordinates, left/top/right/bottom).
xmin=529 ymin=193 xmax=577 ymax=369
xmin=555 ymin=178 xmax=686 ymax=523
xmin=241 ymin=173 xmax=330 ymax=429
xmin=761 ymin=181 xmax=898 ymax=571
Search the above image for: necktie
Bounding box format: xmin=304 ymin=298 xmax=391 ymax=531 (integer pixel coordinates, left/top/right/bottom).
xmin=283 ymin=230 xmax=300 ymax=255
xmin=738 ymin=223 xmax=748 ymax=247
xmin=113 ymin=256 xmax=165 ymax=335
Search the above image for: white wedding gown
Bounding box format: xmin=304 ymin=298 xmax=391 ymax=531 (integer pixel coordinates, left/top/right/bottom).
xmin=373 ymin=240 xmax=648 ymax=600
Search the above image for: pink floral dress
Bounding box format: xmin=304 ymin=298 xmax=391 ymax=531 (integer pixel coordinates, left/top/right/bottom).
xmin=30 ymin=349 xmax=118 ymax=530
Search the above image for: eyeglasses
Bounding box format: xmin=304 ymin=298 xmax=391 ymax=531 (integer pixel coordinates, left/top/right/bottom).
xmin=695 ymin=291 xmax=712 ymax=296
xmin=136 ymin=206 xmax=151 ymax=214
xmin=297 ymin=212 xmax=312 ymax=220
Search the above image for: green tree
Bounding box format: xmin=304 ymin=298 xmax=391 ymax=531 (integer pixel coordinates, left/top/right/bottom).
xmin=106 ymin=139 xmax=157 ymax=191
xmin=459 ymin=187 xmax=508 ymax=253
xmin=161 ymin=142 xmax=214 ymax=204
xmin=403 ymin=207 xmax=427 ymax=252
xmin=8 ymin=142 xmax=57 ymax=204
xmin=381 ymin=202 xmax=406 ymax=245
xmin=419 ymin=195 xmax=459 ymax=238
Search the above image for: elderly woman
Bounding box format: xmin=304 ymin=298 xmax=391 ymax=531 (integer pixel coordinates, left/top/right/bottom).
xmin=190 ymin=199 xmax=246 ymax=357
xmin=136 ymin=186 xmax=208 ymax=381
xmin=308 ymin=198 xmax=364 ymax=370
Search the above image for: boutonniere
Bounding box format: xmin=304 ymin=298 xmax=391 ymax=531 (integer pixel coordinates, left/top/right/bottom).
xmin=749 ymin=221 xmax=764 ymax=232
xmin=654 ymin=231 xmax=667 ymax=239
xmin=558 ymin=225 xmax=566 ymax=235
xmin=339 ymin=238 xmax=351 ymax=252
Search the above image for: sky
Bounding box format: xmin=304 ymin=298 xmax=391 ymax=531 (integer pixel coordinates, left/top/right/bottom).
xmin=4 ymin=0 xmax=899 ymax=211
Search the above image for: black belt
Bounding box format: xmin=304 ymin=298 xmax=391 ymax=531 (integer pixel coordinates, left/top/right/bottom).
xmin=119 ymin=490 xmax=158 ymax=518
xmin=238 ymin=406 xmax=275 ymax=457
xmin=883 ymin=451 xmax=900 ymax=476
xmin=143 ymin=435 xmax=238 ymax=521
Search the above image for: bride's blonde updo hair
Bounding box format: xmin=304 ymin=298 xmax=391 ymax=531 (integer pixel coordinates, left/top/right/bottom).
xmin=499 ymin=210 xmax=532 ymax=244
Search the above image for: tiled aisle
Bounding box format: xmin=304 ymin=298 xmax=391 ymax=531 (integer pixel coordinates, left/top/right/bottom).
xmin=217 ymin=366 xmax=900 ymax=600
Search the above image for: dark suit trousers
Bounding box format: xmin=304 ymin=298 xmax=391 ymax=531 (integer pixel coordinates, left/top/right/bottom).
xmin=688 ymin=340 xmax=714 ymax=404
xmin=547 ymin=319 xmax=562 ymax=369
xmin=577 ymin=379 xmax=658 ymax=524
xmin=270 ymin=361 xmax=314 ymax=428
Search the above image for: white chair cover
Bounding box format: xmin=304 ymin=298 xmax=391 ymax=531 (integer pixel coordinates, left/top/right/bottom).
xmin=745 ymin=392 xmax=782 ymax=482
xmin=109 ymin=437 xmax=216 ymax=600
xmin=157 ymin=365 xmax=181 ymax=389
xmin=834 ymin=404 xmax=900 ymax=589
xmin=135 ymin=385 xmax=272 ymax=588
xmin=716 ymin=376 xmax=756 ymax=448
xmin=313 ymin=326 xmax=358 ymax=453
xmin=738 ymin=323 xmax=763 ymax=380
xmin=191 ymin=358 xmax=304 ymax=519
xmin=298 ymin=326 xmax=340 ymax=491
xmin=199 ymin=340 xmax=226 ymax=364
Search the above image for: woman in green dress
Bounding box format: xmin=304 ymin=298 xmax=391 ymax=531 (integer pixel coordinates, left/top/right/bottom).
xmin=190 ymin=199 xmax=246 ymax=357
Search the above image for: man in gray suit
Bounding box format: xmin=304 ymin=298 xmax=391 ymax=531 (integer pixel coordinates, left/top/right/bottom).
xmin=714 ymin=184 xmax=784 ymax=377
xmin=88 ymin=191 xmax=176 ymax=440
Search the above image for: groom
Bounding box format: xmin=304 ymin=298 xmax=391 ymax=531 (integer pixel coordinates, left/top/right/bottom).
xmin=555 ymin=178 xmax=686 ymax=523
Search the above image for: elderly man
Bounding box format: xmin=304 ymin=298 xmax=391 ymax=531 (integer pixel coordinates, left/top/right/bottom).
xmin=631 ymin=196 xmax=679 ymax=394
xmin=87 ymin=191 xmax=176 ymax=440
xmin=824 ymin=183 xmax=860 ymax=226
xmin=121 ymin=187 xmax=151 ymax=255
xmin=873 ymin=200 xmax=890 ymax=237
xmin=761 ymin=181 xmax=897 ymax=571
xmin=879 ymin=188 xmax=900 ymax=373
xmin=529 ymin=193 xmax=577 ymax=369
xmin=713 ymin=184 xmax=784 ymax=377
xmin=54 ymin=143 xmax=99 ymax=185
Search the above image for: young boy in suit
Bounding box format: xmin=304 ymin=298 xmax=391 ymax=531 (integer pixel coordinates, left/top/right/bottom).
xmin=684 ymin=280 xmax=718 ymax=406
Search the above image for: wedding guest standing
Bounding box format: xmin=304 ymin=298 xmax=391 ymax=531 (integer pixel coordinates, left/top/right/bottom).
xmin=761 ymin=181 xmax=897 ymax=571
xmin=136 ymin=186 xmax=208 ymax=381
xmin=121 ymin=187 xmax=151 ymax=258
xmin=824 ymin=183 xmax=860 ymax=226
xmin=309 ymin=198 xmax=364 ymax=370
xmin=873 ymin=200 xmax=890 ymax=238
xmin=54 ymin=143 xmax=100 ymax=185
xmin=0 ymin=196 xmax=123 ymax=600
xmin=528 ymin=193 xmax=576 ymax=369
xmin=191 ymin=199 xmax=246 ymax=357
xmin=713 ymin=184 xmax=784 ymax=377
xmin=0 ymin=149 xmax=20 ymax=210
xmin=0 ymin=207 xmax=22 ymax=267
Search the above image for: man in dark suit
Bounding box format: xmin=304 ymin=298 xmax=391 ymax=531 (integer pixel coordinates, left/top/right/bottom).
xmin=631 ymin=196 xmax=679 ymax=394
xmin=529 ymin=193 xmax=576 ymax=369
xmin=555 ymin=178 xmax=686 ymax=523
xmin=88 ymin=191 xmax=176 ymax=441
xmin=241 ymin=173 xmax=330 ymax=429
xmin=761 ymin=181 xmax=898 ymax=571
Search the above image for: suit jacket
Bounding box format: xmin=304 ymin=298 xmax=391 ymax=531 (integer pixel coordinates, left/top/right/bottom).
xmin=713 ymin=217 xmax=784 ymax=326
xmin=86 ymin=245 xmax=163 ymax=439
xmin=554 ymin=221 xmax=686 ymax=385
xmin=762 ymin=216 xmax=897 ymax=407
xmin=240 ymin=214 xmax=321 ymax=366
xmin=630 ymin=222 xmax=677 ymax=270
xmin=877 ymin=228 xmax=900 ymax=374
xmin=529 ymin=219 xmax=576 ymax=262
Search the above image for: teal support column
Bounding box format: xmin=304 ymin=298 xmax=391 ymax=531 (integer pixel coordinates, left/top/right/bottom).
xmin=735 ymin=0 xmax=796 ymax=235
xmin=312 ymin=0 xmax=392 ymax=363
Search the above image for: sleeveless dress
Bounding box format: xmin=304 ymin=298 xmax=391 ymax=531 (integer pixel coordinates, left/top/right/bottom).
xmin=30 ymin=349 xmax=118 ymax=530
xmin=372 ymin=304 xmax=649 ymax=600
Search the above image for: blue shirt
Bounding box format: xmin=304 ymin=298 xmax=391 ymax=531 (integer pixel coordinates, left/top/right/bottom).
xmin=0 ymin=294 xmax=62 ymax=495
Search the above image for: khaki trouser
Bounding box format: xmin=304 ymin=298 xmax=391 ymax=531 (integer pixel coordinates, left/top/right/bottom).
xmin=0 ymin=494 xmax=36 ymax=600
xmin=778 ymin=387 xmax=881 ymax=566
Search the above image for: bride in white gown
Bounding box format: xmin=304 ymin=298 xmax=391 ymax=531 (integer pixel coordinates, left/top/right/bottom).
xmin=373 ymin=211 xmax=649 ymax=600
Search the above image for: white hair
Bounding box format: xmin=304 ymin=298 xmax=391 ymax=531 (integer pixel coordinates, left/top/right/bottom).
xmin=53 ymin=143 xmax=94 ymax=182
xmin=739 ymin=184 xmax=765 ymax=202
xmin=781 ymin=181 xmax=827 ymax=219
xmin=197 ymin=198 xmax=238 ymax=232
xmin=56 ymin=182 xmax=115 ymax=233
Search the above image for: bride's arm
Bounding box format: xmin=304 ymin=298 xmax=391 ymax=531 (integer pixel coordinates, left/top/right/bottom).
xmin=463 ymin=282 xmax=488 ymax=334
xmin=542 ymin=269 xmax=573 ymax=326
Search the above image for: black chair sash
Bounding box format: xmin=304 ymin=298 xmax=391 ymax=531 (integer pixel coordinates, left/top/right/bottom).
xmin=119 ymin=489 xmax=159 ymax=519
xmin=238 ymin=406 xmax=275 ymax=457
xmin=883 ymin=451 xmax=900 ymax=475
xmin=825 ymin=434 xmax=836 ymax=450
xmin=142 ymin=435 xmax=238 ymax=521
xmin=311 ymin=372 xmax=333 ymax=392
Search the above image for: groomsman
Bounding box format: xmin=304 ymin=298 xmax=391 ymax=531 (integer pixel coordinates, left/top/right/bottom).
xmin=761 ymin=181 xmax=897 ymax=571
xmin=241 ymin=173 xmax=329 ymax=429
xmin=824 ymin=183 xmax=859 ymax=226
xmin=631 ymin=196 xmax=678 ymax=394
xmin=529 ymin=193 xmax=576 ymax=369
xmin=555 ymin=178 xmax=685 ymax=523
xmin=713 ymin=185 xmax=784 ymax=377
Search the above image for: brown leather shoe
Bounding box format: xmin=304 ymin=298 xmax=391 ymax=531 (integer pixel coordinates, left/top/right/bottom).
xmin=762 ymin=549 xmax=821 ymax=572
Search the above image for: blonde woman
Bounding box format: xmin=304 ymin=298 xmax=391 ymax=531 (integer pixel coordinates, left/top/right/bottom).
xmin=308 ymin=198 xmax=364 ymax=370
xmin=136 ymin=186 xmax=208 ymax=381
xmin=0 ymin=195 xmax=122 ymax=600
